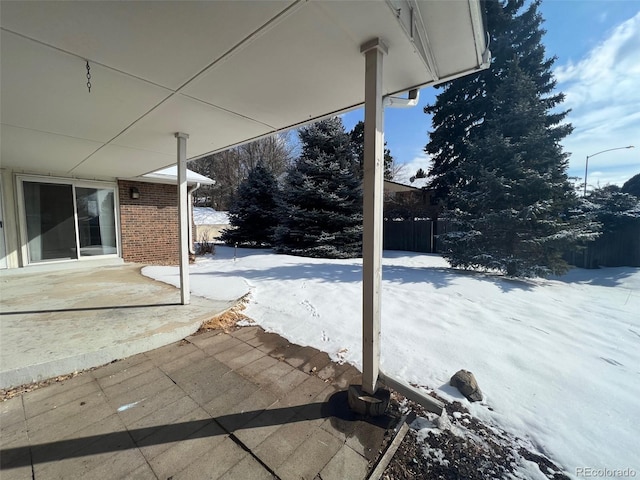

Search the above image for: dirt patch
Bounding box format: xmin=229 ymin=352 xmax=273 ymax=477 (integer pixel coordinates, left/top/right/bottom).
xmin=382 ymin=393 xmax=570 ymax=479
xmin=197 ymin=297 xmax=251 ymax=333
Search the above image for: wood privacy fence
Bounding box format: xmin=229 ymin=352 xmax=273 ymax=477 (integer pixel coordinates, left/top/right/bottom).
xmin=565 ymin=221 xmax=640 ymax=268
xmin=383 ymin=220 xmax=433 ymax=253
xmin=385 ymin=219 xmax=639 ymax=267
xmin=383 ymin=219 xmax=453 ymax=253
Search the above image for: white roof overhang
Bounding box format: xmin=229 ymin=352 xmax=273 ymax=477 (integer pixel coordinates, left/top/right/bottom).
xmin=123 ymin=166 xmax=216 ymax=186
xmin=0 ymin=0 xmax=489 ymax=180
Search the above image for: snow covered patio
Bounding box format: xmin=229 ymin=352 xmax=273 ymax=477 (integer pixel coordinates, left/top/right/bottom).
xmin=0 ymin=263 xmax=237 ymax=390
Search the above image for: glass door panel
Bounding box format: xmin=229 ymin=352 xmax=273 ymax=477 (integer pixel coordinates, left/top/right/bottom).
xmin=76 ymin=187 xmax=117 ymax=256
xmin=23 ymin=182 xmax=77 ymax=262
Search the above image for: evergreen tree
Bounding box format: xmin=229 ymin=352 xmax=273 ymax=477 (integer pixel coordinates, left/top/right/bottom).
xmin=425 ymin=0 xmax=568 ymax=199
xmin=425 ymin=0 xmax=587 ymax=277
xmin=439 ymin=62 xmax=587 ymax=276
xmin=622 ymin=173 xmax=640 ymax=198
xmin=274 ymin=118 xmax=363 ymax=258
xmin=582 ymin=185 xmax=639 ymax=234
xmin=220 ymin=161 xmax=280 ymax=247
xmin=573 ymin=185 xmax=640 ymax=268
xmin=415 ymin=168 xmax=427 ymax=179
xmin=350 ymin=121 xmax=395 ymax=180
xmin=188 ymin=133 xmax=293 ymax=210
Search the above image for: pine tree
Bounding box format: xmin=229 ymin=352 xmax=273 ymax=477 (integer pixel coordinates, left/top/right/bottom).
xmin=622 ymin=173 xmax=640 ymax=198
xmin=583 ymin=185 xmax=640 ymax=234
xmin=350 ymin=121 xmax=395 ymax=180
xmin=425 ymin=0 xmax=587 ymax=277
xmin=220 ymin=161 xmax=280 ymax=247
xmin=425 ymin=0 xmax=568 ymax=199
xmin=573 ymin=185 xmax=640 ymax=267
xmin=274 ymin=117 xmax=363 ymax=258
xmin=440 ymin=62 xmax=586 ymax=276
xmin=188 ymin=134 xmax=293 ymax=209
xmin=415 ymin=168 xmax=427 ymax=179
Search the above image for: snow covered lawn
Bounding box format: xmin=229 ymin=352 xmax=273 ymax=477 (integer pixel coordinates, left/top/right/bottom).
xmin=143 ymin=247 xmax=639 ymax=477
xmin=193 ymin=206 xmax=229 ymax=225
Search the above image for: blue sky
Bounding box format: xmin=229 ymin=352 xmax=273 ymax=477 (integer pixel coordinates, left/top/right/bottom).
xmin=341 ymin=0 xmax=640 ymax=190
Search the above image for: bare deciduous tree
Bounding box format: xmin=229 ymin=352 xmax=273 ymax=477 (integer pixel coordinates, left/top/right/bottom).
xmin=189 ymin=132 xmax=294 ymax=210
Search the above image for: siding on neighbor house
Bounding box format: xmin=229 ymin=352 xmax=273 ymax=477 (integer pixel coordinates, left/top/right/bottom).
xmin=118 ymin=180 xmax=192 ymax=265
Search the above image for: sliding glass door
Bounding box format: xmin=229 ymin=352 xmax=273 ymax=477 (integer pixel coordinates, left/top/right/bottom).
xmin=23 ymin=182 xmax=77 ymax=262
xmin=21 ymin=178 xmax=118 ymax=264
xmin=76 ymin=187 xmax=117 ymax=257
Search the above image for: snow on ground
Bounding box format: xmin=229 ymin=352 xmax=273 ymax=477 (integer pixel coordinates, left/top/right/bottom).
xmin=143 ymin=247 xmax=639 ymax=477
xmin=193 ymin=207 xmax=229 ymax=225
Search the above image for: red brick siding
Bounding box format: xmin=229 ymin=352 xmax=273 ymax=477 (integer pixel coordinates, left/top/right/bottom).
xmin=118 ymin=180 xmax=195 ymax=265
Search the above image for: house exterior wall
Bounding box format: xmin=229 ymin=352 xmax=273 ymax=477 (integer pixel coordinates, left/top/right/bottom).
xmin=0 ymin=170 xmax=21 ymax=268
xmin=195 ymin=224 xmax=226 ymax=242
xmin=118 ymin=180 xmax=181 ymax=265
xmin=1 ymin=171 xmax=201 ymax=269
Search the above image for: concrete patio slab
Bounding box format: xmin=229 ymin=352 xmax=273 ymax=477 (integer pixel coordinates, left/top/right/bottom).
xmin=0 ymin=326 xmax=400 ymax=480
xmin=0 ymin=263 xmax=237 ymax=389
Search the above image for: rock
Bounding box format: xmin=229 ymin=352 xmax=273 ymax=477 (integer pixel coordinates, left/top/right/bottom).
xmin=450 ymin=369 xmax=483 ymax=402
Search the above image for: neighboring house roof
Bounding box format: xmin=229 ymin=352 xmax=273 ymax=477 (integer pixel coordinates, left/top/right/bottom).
xmin=406 ymin=177 xmax=430 ymax=189
xmin=136 ymin=166 xmax=216 ymax=186
xmin=384 ymin=180 xmax=420 ymax=193
xmin=0 ymin=1 xmax=489 ymax=180
xmin=385 ymin=178 xmax=430 ymax=191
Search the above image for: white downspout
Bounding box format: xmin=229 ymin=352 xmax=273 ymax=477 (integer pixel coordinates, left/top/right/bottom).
xmin=187 ymin=183 xmax=200 ymax=256
xmin=378 ymin=370 xmax=443 ymax=415
xmin=383 ymin=88 xmax=419 ymax=108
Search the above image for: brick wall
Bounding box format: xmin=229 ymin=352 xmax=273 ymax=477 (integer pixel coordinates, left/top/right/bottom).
xmin=118 ymin=180 xmax=193 ymax=265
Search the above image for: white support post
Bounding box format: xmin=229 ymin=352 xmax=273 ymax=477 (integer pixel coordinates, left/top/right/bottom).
xmin=361 ymin=38 xmax=387 ymax=395
xmin=175 ymin=132 xmax=190 ymax=305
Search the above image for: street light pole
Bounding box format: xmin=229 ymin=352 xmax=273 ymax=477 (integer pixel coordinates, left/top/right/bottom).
xmin=584 ymin=145 xmax=635 ymax=196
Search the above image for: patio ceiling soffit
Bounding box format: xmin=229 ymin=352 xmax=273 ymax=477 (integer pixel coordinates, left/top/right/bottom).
xmin=0 ymin=0 xmax=489 ymax=179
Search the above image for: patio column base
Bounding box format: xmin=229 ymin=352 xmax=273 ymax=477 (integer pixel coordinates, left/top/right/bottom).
xmin=347 ymin=384 xmax=390 ymax=417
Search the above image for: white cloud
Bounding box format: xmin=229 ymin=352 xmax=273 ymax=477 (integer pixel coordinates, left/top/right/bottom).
xmin=554 ymin=12 xmax=640 ymax=188
xmin=393 ymin=152 xmax=431 ymax=184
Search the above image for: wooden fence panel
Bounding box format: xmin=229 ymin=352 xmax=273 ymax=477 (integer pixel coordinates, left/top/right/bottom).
xmin=385 ymin=218 xmax=639 ymax=267
xmin=383 ymin=220 xmax=433 ymax=253
xmin=566 ymin=221 xmax=640 ymax=268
